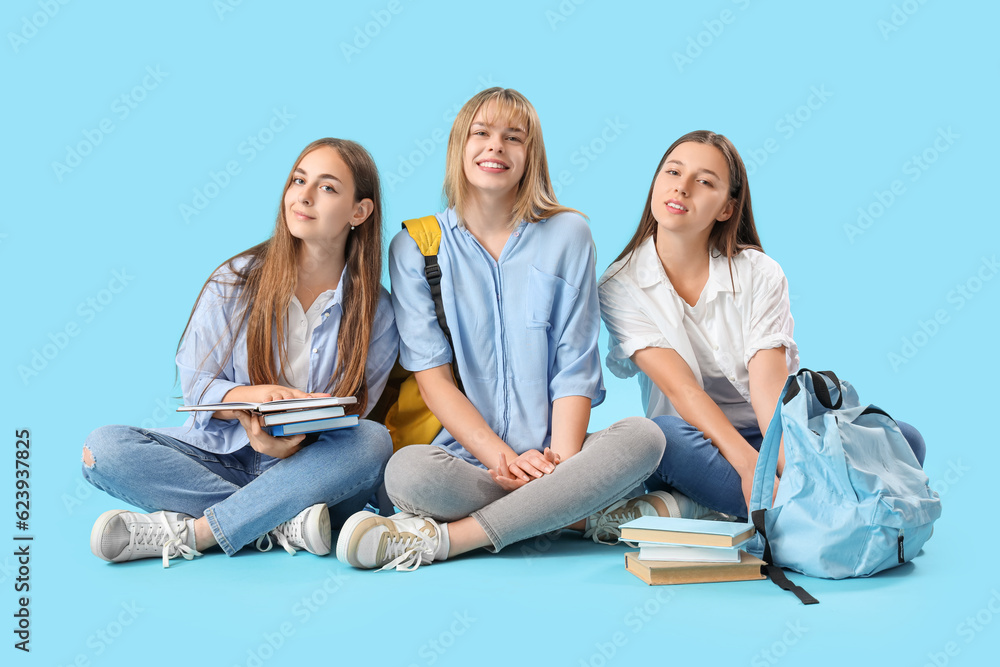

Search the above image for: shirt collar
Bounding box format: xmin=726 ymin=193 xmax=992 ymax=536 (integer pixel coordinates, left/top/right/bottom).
xmin=633 ymin=236 xmax=741 ymax=300
xmin=316 ymin=265 xmax=349 ymax=313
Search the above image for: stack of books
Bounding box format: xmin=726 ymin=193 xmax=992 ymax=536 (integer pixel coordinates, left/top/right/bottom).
xmin=618 ymin=516 xmax=766 ymax=586
xmin=178 ymin=396 xmax=359 ymax=436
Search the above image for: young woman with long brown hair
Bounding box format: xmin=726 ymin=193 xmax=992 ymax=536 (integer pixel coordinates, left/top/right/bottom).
xmin=82 ymin=138 xmax=398 ymax=566
xmin=336 ymin=88 xmax=669 ymax=572
xmin=599 ymin=130 xmax=926 ymax=520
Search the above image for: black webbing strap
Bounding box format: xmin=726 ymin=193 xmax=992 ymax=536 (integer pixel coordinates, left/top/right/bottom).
xmin=751 ymin=509 xmax=819 ymax=605
xmin=423 ymin=254 xmax=464 ymax=393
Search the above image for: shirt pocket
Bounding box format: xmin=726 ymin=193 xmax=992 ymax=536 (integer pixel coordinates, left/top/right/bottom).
xmin=517 ymin=266 xmax=580 ymax=385
xmin=526 ymin=265 xmax=579 ymax=331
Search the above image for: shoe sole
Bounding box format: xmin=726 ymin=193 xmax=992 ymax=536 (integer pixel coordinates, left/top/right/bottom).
xmin=335 ymin=510 xmax=385 ymax=568
xmin=90 ymin=509 xmax=128 ymax=562
xmin=302 ymin=504 xmax=332 ymax=556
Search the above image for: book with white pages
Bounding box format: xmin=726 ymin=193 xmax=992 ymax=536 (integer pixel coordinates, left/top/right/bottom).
xmin=177 ymin=396 xmax=357 ymax=414
xmin=262 ymin=406 xmax=346 ymax=426
xmin=637 ymin=543 xmax=741 ymax=563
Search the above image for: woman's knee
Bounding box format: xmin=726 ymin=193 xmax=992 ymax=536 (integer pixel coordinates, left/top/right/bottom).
xmin=896 ymin=420 xmax=926 ymax=467
xmin=384 ymin=445 xmax=440 ymax=509
xmin=613 ymin=416 xmax=667 ymax=470
xmin=82 ymin=425 xmax=144 ymax=471
xmin=352 ymin=420 xmax=393 ymax=467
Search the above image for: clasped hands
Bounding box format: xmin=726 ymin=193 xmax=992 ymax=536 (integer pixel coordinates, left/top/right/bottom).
xmin=489 ymin=447 xmax=561 ymax=492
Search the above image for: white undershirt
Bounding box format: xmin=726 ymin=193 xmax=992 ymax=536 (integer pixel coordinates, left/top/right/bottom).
xmin=280 ymin=291 xmax=336 ymax=392
xmin=681 ymin=297 xmax=759 ymax=430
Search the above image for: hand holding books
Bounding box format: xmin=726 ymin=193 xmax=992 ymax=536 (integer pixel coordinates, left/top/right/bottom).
xmin=178 ymin=395 xmax=361 ymax=449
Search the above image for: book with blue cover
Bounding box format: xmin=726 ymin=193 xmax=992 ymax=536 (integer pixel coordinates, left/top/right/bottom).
xmin=619 ymin=517 xmax=755 ymax=548
xmin=265 ymin=414 xmax=359 ymax=437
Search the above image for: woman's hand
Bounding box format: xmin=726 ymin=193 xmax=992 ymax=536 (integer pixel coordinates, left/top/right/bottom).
xmin=213 ymin=385 xmax=331 ymax=420
xmin=738 ymin=457 xmax=779 ymax=515
xmin=235 ymin=412 xmax=306 ymax=459
xmin=489 ymin=448 xmax=560 ymax=492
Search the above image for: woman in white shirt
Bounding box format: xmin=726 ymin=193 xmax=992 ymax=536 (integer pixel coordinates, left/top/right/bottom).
xmin=599 ymin=131 xmax=925 ymax=520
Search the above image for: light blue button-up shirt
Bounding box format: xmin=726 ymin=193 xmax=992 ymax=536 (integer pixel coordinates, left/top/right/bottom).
xmin=388 ymin=208 xmax=605 ymax=467
xmin=157 ymin=258 xmax=398 ymax=454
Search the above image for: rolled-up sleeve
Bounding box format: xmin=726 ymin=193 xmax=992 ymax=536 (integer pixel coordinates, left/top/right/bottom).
xmin=599 ymin=274 xmax=671 ymax=380
xmin=388 ymin=229 xmax=452 ymax=372
xmin=546 ymin=223 xmax=605 ymax=406
xmin=744 ymin=258 xmax=799 ymax=370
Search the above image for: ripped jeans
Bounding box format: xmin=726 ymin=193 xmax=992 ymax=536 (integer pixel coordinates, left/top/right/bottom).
xmin=82 ymin=421 xmax=392 ymax=555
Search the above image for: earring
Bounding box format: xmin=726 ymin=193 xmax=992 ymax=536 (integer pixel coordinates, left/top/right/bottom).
xmin=350 ymin=224 xmax=356 ymax=231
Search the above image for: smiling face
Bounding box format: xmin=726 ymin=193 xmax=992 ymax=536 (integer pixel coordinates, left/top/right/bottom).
xmin=461 ymin=102 xmax=528 ymax=200
xmin=282 ymin=145 xmax=373 ymax=245
xmin=651 ymin=141 xmax=735 ymax=240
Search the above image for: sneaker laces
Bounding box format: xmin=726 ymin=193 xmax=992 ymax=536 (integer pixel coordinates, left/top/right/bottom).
xmin=254 ymin=522 xmax=299 ymax=556
xmin=584 ymin=498 xmax=640 ymax=545
xmin=127 ymin=514 xmax=201 ymax=568
xmin=378 ymin=518 xmax=442 ymax=572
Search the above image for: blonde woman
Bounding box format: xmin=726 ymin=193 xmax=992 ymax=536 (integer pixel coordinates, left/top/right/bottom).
xmin=83 ymin=139 xmax=398 ymax=566
xmin=337 ymin=88 xmax=669 ymax=571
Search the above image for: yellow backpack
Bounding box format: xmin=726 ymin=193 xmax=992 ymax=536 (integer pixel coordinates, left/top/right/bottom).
xmin=369 ymin=216 xmax=464 ymax=451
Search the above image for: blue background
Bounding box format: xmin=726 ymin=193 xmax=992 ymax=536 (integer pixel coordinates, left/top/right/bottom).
xmin=4 ymin=1 xmax=998 ymax=665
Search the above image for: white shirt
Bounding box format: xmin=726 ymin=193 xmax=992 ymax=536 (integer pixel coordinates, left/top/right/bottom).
xmin=598 ymin=236 xmax=799 ymax=422
xmin=281 ymin=290 xmax=336 ymax=392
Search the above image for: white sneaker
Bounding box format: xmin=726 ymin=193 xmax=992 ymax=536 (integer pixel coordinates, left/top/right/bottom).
xmin=91 ymin=509 xmax=202 ymax=568
xmin=583 ymin=490 xmax=716 ymax=544
xmin=256 ymin=503 xmax=331 ymax=556
xmin=336 ymin=511 xmax=448 ymax=571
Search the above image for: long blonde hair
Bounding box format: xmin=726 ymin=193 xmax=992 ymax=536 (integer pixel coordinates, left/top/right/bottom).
xmin=443 ymin=87 xmax=579 ymax=228
xmin=179 ymin=138 xmax=384 ymax=414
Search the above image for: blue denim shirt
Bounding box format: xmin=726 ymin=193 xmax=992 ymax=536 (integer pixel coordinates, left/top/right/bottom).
xmin=388 ymin=208 xmax=605 ymax=467
xmin=157 ymin=258 xmax=398 ymax=454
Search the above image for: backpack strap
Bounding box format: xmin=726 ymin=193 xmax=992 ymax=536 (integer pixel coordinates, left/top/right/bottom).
xmin=752 ymin=509 xmax=819 ymax=605
xmin=402 ymin=215 xmax=464 ymax=393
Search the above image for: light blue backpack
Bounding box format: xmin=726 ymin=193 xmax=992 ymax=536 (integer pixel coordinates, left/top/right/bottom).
xmin=748 ymin=370 xmax=941 ymax=603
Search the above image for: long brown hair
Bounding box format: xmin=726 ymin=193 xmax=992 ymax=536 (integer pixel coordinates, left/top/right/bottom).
xmin=605 ymin=130 xmax=762 ymax=283
xmin=179 ymin=138 xmax=384 ymax=414
xmin=443 ymin=87 xmax=580 ymax=228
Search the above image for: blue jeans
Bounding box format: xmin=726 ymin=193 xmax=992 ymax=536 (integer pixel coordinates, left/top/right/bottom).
xmin=647 ymin=415 xmax=927 ymax=520
xmin=82 ymin=420 xmax=392 ymax=555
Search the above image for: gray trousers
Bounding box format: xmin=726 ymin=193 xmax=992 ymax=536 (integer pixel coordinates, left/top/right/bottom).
xmin=384 ymin=416 xmax=665 ymax=552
